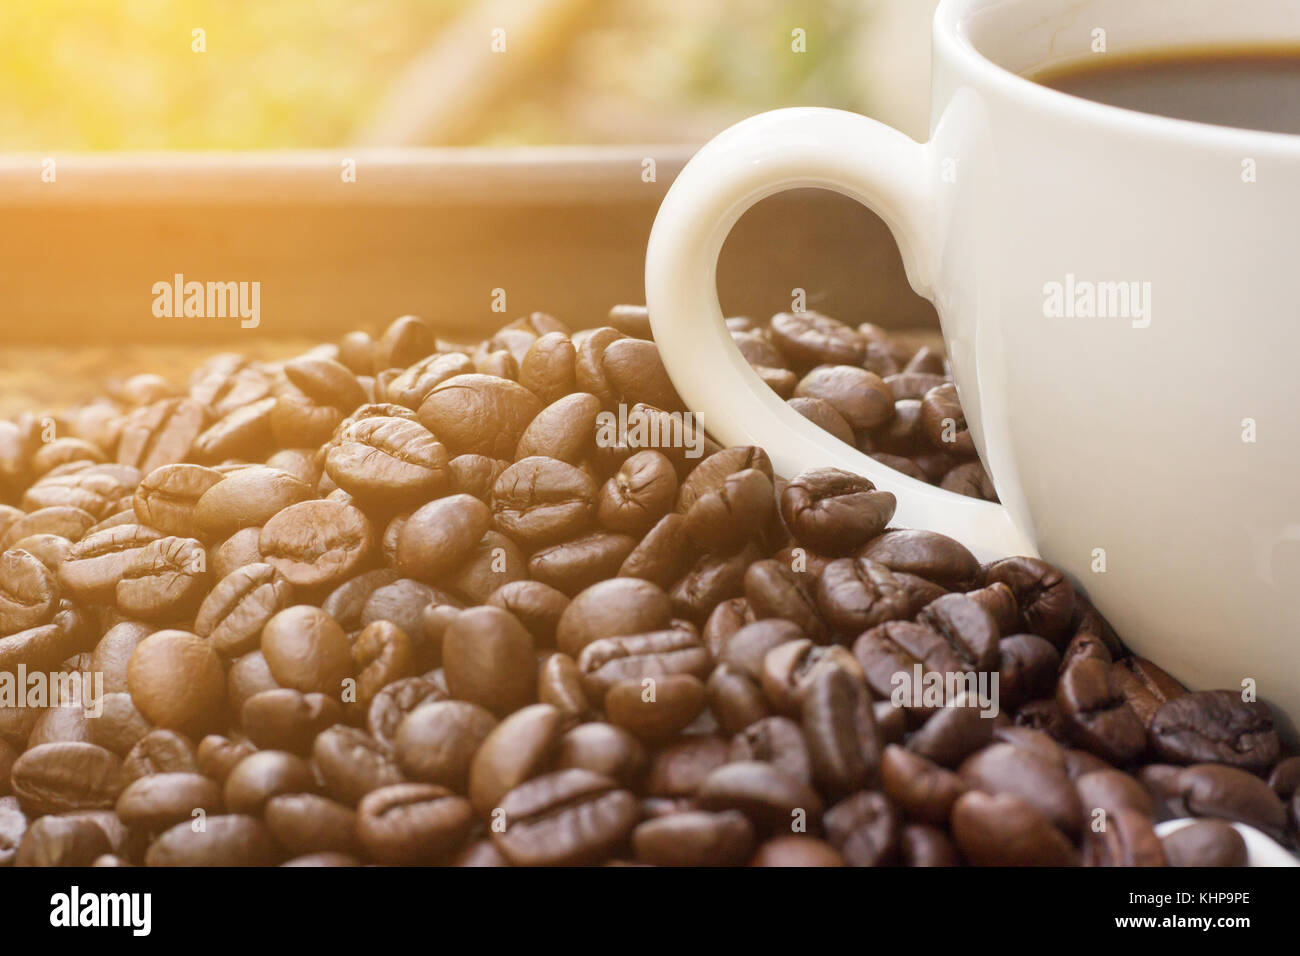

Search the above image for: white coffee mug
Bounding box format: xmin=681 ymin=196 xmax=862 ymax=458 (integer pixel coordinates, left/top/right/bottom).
xmin=646 ymin=0 xmax=1300 ymax=745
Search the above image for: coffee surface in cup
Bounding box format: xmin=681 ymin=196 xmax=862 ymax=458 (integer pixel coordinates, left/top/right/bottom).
xmin=1030 ymin=48 xmax=1300 ymax=134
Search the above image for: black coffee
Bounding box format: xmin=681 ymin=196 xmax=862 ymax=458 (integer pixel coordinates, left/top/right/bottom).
xmin=1031 ymin=48 xmax=1300 ymax=134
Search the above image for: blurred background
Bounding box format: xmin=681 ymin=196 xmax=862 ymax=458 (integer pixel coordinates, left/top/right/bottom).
xmin=0 ymin=0 xmax=938 ymax=150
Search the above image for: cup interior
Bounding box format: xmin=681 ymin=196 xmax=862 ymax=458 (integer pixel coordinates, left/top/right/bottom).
xmin=944 ymin=0 xmax=1300 ymax=78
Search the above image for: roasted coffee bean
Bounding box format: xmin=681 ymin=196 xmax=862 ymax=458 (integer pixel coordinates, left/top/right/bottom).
xmin=486 ymin=580 xmax=569 ymax=646
xmin=58 ymin=524 xmax=162 ymax=604
xmin=555 ymin=578 xmax=672 ymax=657
xmin=1268 ymin=755 xmax=1300 ymax=802
xmin=951 ymin=791 xmax=1079 ymax=866
xmin=918 ymin=382 xmax=974 ymax=455
xmin=447 ymin=454 xmax=509 ymax=500
xmin=577 ymin=628 xmax=710 ymax=704
xmin=260 ymin=605 xmax=354 ymax=696
xmin=0 ymin=796 xmax=25 ymax=865
xmin=966 ymin=581 xmax=1018 ymax=634
xmin=28 ymin=704 xmax=91 ymax=748
xmin=1056 ymin=658 xmax=1146 ymax=765
xmin=729 ymin=716 xmax=812 ymax=783
xmin=384 ymin=351 xmax=472 ymax=409
xmin=1083 ymin=806 xmax=1166 ymax=867
xmin=224 ymin=750 xmax=315 ymax=814
xmin=760 ymin=640 xmax=861 ymax=716
xmin=196 ymin=735 xmax=257 ymax=784
xmin=270 ymin=392 xmax=342 ymax=448
xmin=14 ymin=815 xmax=111 ymax=867
xmin=822 ymin=790 xmax=900 ymax=866
xmin=742 ymin=560 xmax=823 ymax=641
xmin=448 ymin=529 xmax=526 ymax=603
xmin=1159 ymin=764 xmax=1287 ymax=839
xmin=10 ymin=742 xmax=123 ymax=815
xmin=801 ymin=666 xmax=880 ymax=797
xmin=884 ymin=371 xmax=947 ymax=402
xmin=769 ymin=312 xmax=866 ymax=369
xmin=491 ymin=769 xmax=638 ymax=866
xmin=573 ymin=327 xmax=623 ymax=407
xmin=618 ymin=513 xmax=696 ymax=588
xmin=794 ymin=365 xmax=893 ymax=431
xmin=395 ymin=700 xmax=498 ymax=790
xmin=916 ymin=592 xmax=1000 ymax=671
xmin=226 ymin=650 xmax=280 ymax=718
xmin=133 ymin=463 xmax=223 ymax=537
xmin=395 ymin=494 xmax=491 ymax=582
xmin=983 ymin=556 xmax=1075 ymax=645
xmin=606 ymin=674 xmax=705 ymax=742
xmin=597 ymin=450 xmax=677 ymax=536
xmin=127 ymin=629 xmax=226 ymax=736
xmin=265 ymin=792 xmax=360 ymax=857
xmin=88 ymin=692 xmax=152 ymax=755
xmin=312 ymin=725 xmax=406 ymax=806
xmin=91 ymin=622 xmax=153 ymax=693
xmin=191 ymin=397 xmax=276 ymax=463
xmin=0 ymin=547 xmax=58 ymax=633
xmin=960 ymin=742 xmax=1082 ymax=836
xmin=115 ymin=536 xmax=209 ymax=622
xmin=513 ymin=393 xmax=601 ymax=464
xmin=115 ymin=398 xmax=206 ymax=474
xmin=284 ymin=355 xmax=366 ymax=411
xmin=211 ymin=527 xmax=265 ymax=580
xmin=854 ymin=620 xmax=964 ymax=713
xmin=491 ymin=456 xmax=597 ymax=548
xmin=676 ymin=446 xmax=773 ymax=514
xmin=537 ymin=652 xmax=590 ymax=717
xmin=1076 ymin=768 xmax=1154 ymax=818
xmin=467 ymin=703 xmax=565 ymax=816
xmin=115 ymin=772 xmax=223 ymax=832
xmin=517 ymin=333 xmax=577 ymax=405
xmin=857 ymin=530 xmax=980 ymax=590
xmin=749 ymin=835 xmax=845 ymax=866
xmin=350 ymin=620 xmax=415 ymax=712
xmin=722 ymin=619 xmax=803 ymax=682
xmin=242 ymin=689 xmax=342 ymax=753
xmin=145 ymin=814 xmax=277 ymax=866
xmin=707 ymin=666 xmax=769 ymax=734
xmin=193 ymin=467 xmax=316 ymax=543
xmin=632 ymin=810 xmax=754 ymax=866
xmin=880 ymin=745 xmax=966 ymax=825
xmin=1111 ymin=657 xmax=1185 ymax=727
xmin=998 ymin=634 xmax=1061 ymax=710
xmin=1148 ymin=690 xmax=1280 ymax=773
xmin=906 ymin=702 xmax=995 ymax=767
xmin=683 ymin=468 xmax=773 ymax=551
xmin=324 ymin=415 xmax=449 ymax=505
xmin=367 ymin=676 xmax=447 ymax=752
xmin=898 ymin=823 xmax=960 ymax=866
xmin=602 ymin=337 xmax=685 ymax=411
xmin=697 ymin=761 xmax=822 ymax=832
xmin=644 ymin=736 xmax=729 ymax=798
xmin=787 ymin=396 xmax=856 ymax=446
xmin=443 ymin=606 xmax=536 ymax=715
xmin=815 ymin=557 xmax=941 ymax=637
xmin=259 ymin=500 xmax=375 ymax=593
xmin=417 ymin=374 xmax=542 ymax=459
xmin=121 ymin=730 xmax=198 ymax=784
xmin=1161 ymin=820 xmax=1248 ymax=867
xmin=529 ymin=531 xmax=638 ymax=596
xmin=194 ymin=562 xmax=294 ymax=657
xmin=553 ymin=722 xmax=646 ymax=787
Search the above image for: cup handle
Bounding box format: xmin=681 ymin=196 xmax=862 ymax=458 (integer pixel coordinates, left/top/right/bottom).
xmin=646 ymin=107 xmax=1036 ymax=563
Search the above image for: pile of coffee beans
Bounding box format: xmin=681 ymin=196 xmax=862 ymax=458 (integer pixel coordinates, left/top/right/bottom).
xmin=731 ymin=310 xmax=995 ymax=499
xmin=0 ymin=306 xmax=1293 ymax=866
